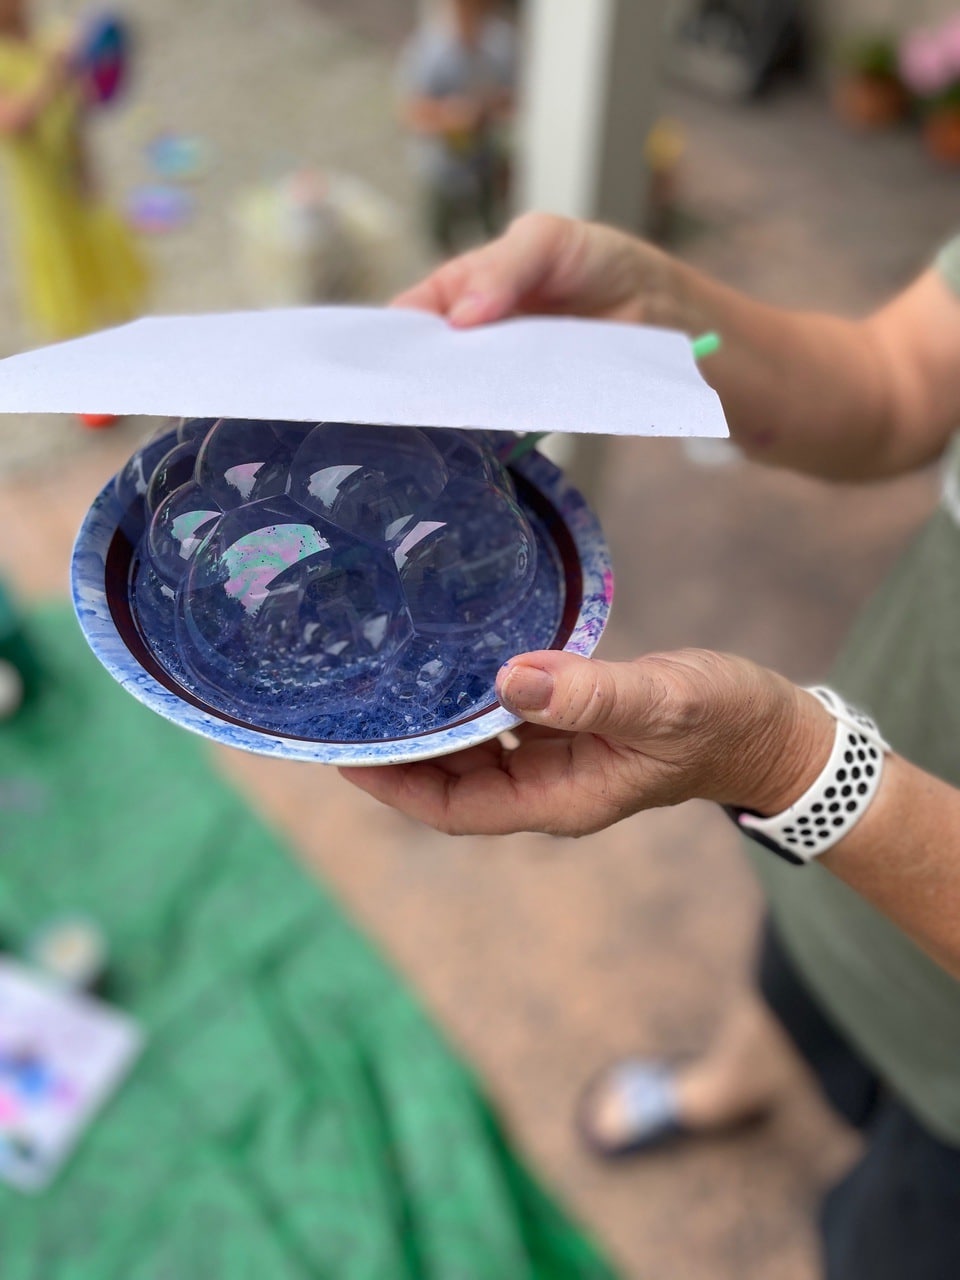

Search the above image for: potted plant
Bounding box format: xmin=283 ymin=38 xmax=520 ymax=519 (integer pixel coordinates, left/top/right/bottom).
xmin=833 ymin=35 xmax=908 ymax=130
xmin=900 ymin=17 xmax=960 ymax=165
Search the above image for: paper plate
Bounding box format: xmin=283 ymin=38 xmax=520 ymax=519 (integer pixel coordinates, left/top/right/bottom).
xmin=71 ymin=445 xmax=613 ymax=766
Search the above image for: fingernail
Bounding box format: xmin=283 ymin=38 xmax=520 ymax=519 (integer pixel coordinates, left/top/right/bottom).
xmin=499 ymin=666 xmax=554 ymax=713
xmin=449 ymin=292 xmax=485 ymax=326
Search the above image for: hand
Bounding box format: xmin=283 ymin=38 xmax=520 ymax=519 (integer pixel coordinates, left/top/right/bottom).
xmin=441 ymin=94 xmax=487 ymax=135
xmin=340 ymin=649 xmax=834 ymax=837
xmin=392 ymin=211 xmax=685 ymax=330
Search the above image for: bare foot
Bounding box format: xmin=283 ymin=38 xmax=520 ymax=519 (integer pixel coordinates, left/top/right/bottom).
xmin=583 ymin=990 xmax=805 ymax=1150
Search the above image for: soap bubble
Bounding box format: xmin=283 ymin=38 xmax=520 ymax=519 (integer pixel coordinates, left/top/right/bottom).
xmin=146 ymin=482 xmax=222 ymax=586
xmin=125 ymin=419 xmax=560 ymax=739
xmin=420 ymin=427 xmax=513 ymax=493
xmin=394 ymin=477 xmax=536 ymax=635
xmin=289 ymin=423 xmax=447 ymax=542
xmin=114 ymin=426 xmax=179 ymax=541
xmin=379 ymin=634 xmax=459 ymax=707
xmin=195 ymin=419 xmax=308 ymax=509
xmin=177 ymin=417 xmax=221 ymax=444
xmin=132 ymin=557 xmax=178 ymax=654
xmin=176 ymin=495 xmax=412 ymax=732
xmin=145 ymin=441 xmax=200 ymax=516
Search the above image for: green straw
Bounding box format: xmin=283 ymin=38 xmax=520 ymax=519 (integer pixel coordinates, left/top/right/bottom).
xmin=690 ymin=330 xmax=722 ymax=360
xmin=505 ymin=431 xmax=548 ymax=463
xmin=505 ymin=330 xmax=723 ymax=464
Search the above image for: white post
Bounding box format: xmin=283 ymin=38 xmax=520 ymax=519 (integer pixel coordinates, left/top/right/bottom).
xmin=516 ymin=0 xmax=666 ymax=500
xmin=517 ymin=0 xmax=666 ymax=229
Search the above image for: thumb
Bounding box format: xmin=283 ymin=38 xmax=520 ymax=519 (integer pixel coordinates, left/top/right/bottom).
xmin=497 ymin=650 xmax=661 ymax=742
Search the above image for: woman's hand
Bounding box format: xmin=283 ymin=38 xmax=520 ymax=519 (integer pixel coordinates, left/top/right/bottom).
xmin=393 ymin=211 xmax=960 ymax=479
xmin=393 ymin=211 xmax=685 ymax=331
xmin=340 ymin=649 xmax=833 ymax=837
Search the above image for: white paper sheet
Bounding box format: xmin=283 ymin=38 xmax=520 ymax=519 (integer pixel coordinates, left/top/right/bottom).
xmin=0 ymin=307 xmax=728 ymax=438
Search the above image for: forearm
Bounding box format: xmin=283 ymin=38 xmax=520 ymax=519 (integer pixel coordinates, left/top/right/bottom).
xmin=394 ymin=212 xmax=960 ymax=478
xmin=640 ymin=252 xmax=959 ymax=482
xmin=651 ymin=260 xmax=898 ymax=480
xmin=820 ymin=755 xmax=960 ymax=980
xmin=738 ymin=687 xmax=960 ymax=980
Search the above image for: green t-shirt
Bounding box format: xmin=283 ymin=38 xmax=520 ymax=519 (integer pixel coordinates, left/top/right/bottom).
xmin=744 ymin=239 xmax=960 ymax=1144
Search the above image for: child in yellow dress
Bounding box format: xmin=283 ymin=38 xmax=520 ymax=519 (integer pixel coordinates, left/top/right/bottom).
xmin=0 ymin=0 xmax=147 ymax=343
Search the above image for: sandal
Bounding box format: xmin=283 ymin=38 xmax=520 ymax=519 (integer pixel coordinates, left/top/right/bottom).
xmin=576 ymin=1059 xmax=687 ymax=1158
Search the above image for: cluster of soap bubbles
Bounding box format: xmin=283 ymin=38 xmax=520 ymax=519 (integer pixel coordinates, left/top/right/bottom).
xmin=116 ymin=418 xmax=563 ymax=740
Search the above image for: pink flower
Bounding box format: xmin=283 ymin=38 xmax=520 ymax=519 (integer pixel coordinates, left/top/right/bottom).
xmin=900 ymin=28 xmax=952 ymax=96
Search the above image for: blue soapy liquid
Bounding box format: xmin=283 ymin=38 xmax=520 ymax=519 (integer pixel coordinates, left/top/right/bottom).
xmin=131 ymin=558 xmax=178 ymax=654
xmin=128 ymin=418 xmax=564 ymax=740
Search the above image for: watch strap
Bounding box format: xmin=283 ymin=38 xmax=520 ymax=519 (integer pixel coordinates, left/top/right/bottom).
xmin=727 ymin=686 xmax=890 ymax=865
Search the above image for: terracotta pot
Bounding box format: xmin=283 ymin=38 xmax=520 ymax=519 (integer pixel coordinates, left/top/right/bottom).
xmin=923 ymin=108 xmax=960 ymax=166
xmin=832 ymin=72 xmax=907 ymax=130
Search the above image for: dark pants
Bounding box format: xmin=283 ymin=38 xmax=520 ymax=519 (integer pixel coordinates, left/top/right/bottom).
xmin=423 ymin=160 xmax=508 ymax=256
xmin=758 ymin=923 xmax=960 ymax=1280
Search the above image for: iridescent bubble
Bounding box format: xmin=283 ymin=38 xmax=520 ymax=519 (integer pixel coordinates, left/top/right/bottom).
xmin=420 ymin=427 xmax=514 ymax=493
xmin=380 ymin=634 xmax=459 ymax=709
xmin=114 ymin=427 xmax=179 ymax=541
xmin=195 ymin=419 xmax=299 ymax=509
xmin=289 ymin=423 xmax=447 ymax=542
xmin=176 ymin=495 xmax=413 ymax=731
xmin=395 ymin=478 xmax=537 ymax=636
xmin=145 ymin=441 xmax=199 ymax=516
xmin=269 ymin=420 xmax=315 ymax=451
xmin=131 ymin=557 xmax=178 ymax=654
xmin=177 ymin=417 xmax=221 ymax=445
xmin=124 ymin=419 xmax=560 ymax=740
xmin=146 ymin=483 xmax=222 ymax=586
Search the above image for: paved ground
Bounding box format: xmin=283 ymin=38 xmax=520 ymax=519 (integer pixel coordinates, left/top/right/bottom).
xmin=1 ymin=3 xmax=957 ymax=1277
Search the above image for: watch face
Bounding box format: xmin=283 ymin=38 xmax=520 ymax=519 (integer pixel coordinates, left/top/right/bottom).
xmin=725 ymin=806 xmax=806 ymax=866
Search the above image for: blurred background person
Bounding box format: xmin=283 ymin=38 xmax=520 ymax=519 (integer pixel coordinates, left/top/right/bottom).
xmin=0 ymin=0 xmax=147 ymax=347
xmin=398 ymin=0 xmax=517 ymax=254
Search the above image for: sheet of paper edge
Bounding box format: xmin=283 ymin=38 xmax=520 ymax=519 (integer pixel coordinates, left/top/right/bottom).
xmin=0 ymin=307 xmax=729 ymax=439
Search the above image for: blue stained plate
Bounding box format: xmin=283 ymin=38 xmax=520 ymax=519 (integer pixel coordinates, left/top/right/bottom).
xmin=71 ymin=441 xmax=613 ymax=766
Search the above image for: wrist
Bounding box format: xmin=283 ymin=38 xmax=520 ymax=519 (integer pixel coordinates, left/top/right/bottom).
xmin=736 ymin=684 xmax=835 ymax=816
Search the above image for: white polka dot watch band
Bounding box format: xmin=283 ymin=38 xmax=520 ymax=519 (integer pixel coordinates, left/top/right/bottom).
xmin=731 ymin=686 xmax=890 ymax=866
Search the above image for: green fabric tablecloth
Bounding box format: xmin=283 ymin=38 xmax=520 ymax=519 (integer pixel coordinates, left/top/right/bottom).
xmin=0 ymin=606 xmax=617 ymax=1280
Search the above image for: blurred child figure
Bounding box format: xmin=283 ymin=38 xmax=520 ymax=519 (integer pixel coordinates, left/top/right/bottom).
xmin=399 ymin=0 xmax=517 ymax=255
xmin=0 ymin=0 xmax=147 ymax=344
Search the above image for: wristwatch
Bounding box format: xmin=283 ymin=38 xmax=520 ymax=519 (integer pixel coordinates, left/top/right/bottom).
xmin=725 ymin=686 xmax=890 ymax=866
